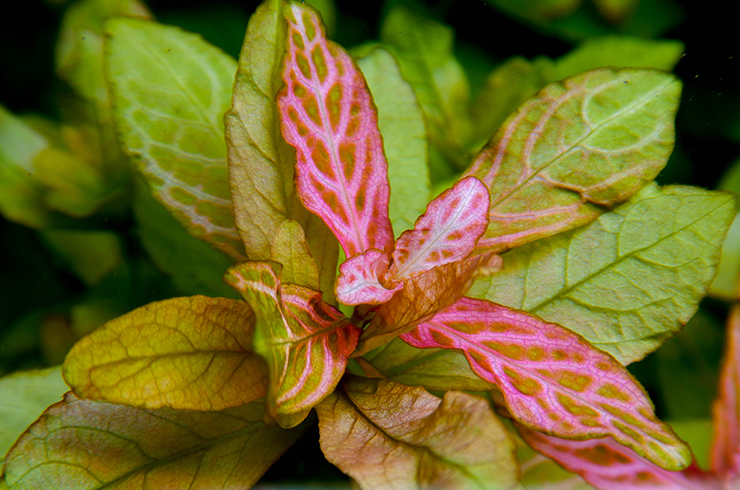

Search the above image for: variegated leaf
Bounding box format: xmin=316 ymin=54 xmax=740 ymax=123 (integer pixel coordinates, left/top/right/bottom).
xmin=335 ymin=249 xmax=401 ymax=306
xmin=390 ymin=176 xmax=490 ymax=281
xmin=224 ymin=261 xmax=360 ymax=428
xmin=400 ymin=297 xmax=691 ymax=471
xmin=518 ymin=429 xmax=709 ymax=490
xmin=278 ymin=3 xmax=394 ymax=258
xmin=711 ymin=304 xmax=740 ymax=479
xmin=355 ymin=252 xmax=502 ymax=355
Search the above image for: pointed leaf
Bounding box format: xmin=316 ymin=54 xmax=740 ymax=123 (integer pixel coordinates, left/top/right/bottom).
xmin=470 ymin=185 xmax=736 ymax=364
xmin=711 ymin=304 xmax=740 ymax=478
xmin=0 ymin=367 xmax=68 ymax=460
xmin=390 ymin=176 xmax=490 ymax=281
xmin=62 ymin=296 xmax=266 ymax=411
xmin=2 ymin=393 xmax=305 ymax=490
xmin=278 ymin=3 xmax=394 ymax=258
xmin=518 ymin=429 xmax=708 ymax=490
xmin=465 ymin=68 xmax=682 ymax=253
xmin=270 ymin=219 xmax=320 ymax=290
xmin=356 ymin=252 xmax=503 ymax=355
xmin=225 ymin=261 xmax=360 ymax=427
xmin=335 ymin=249 xmax=401 ymax=306
xmin=105 ymin=17 xmax=245 ymax=261
xmin=356 ymin=47 xmax=431 ymax=236
xmin=401 ymin=297 xmax=691 ymax=471
xmin=316 ymin=376 xmax=519 ymax=490
xmin=225 ymin=0 xmax=338 ymax=297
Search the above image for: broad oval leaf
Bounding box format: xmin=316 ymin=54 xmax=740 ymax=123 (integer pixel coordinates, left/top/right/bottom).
xmin=105 ymin=17 xmax=245 ymax=261
xmin=390 ymin=176 xmax=490 ymax=281
xmin=465 ymin=68 xmax=682 ymax=254
xmin=225 ymin=261 xmax=361 ymax=428
xmin=2 ymin=393 xmax=305 ymax=490
xmin=62 ymin=296 xmax=266 ymax=411
xmin=316 ymin=376 xmax=518 ymax=490
xmin=518 ymin=429 xmax=708 ymax=490
xmin=336 ymin=249 xmax=401 ymax=306
xmin=401 ymin=297 xmax=691 ymax=471
xmin=470 ymin=185 xmax=736 ymax=364
xmin=711 ymin=304 xmax=740 ymax=478
xmin=278 ymin=3 xmax=394 ymax=258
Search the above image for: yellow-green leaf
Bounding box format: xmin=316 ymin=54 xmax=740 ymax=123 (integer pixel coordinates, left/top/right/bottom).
xmin=270 ymin=219 xmax=320 ymax=291
xmin=63 ymin=296 xmax=267 ymax=411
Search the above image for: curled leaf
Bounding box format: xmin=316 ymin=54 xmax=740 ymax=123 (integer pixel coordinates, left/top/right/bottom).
xmin=336 ymin=249 xmax=401 ymax=306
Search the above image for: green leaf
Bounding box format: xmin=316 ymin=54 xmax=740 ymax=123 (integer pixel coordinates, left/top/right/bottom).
xmin=39 ymin=229 xmax=123 ymax=285
xmin=270 ymin=219 xmax=320 ymax=290
xmin=317 ymin=376 xmax=518 ymax=490
xmin=225 ymin=261 xmax=360 ymax=428
xmin=2 ymin=393 xmax=305 ymax=489
xmin=669 ymin=419 xmax=713 ymax=471
xmin=380 ymin=6 xmax=473 ymax=169
xmin=356 ymin=47 xmax=431 ymax=236
xmin=465 ymin=68 xmax=682 ymax=254
xmin=63 ymin=296 xmax=267 ymax=411
xmin=709 ymin=156 xmax=740 ymax=300
xmin=105 ymin=16 xmax=245 ymax=261
xmin=225 ymin=0 xmax=338 ymax=297
xmin=0 ymin=367 xmax=68 ymax=461
xmin=361 ymin=337 xmax=494 ymax=392
xmin=470 ymin=185 xmax=736 ymax=364
xmin=132 ymin=178 xmax=239 ymax=298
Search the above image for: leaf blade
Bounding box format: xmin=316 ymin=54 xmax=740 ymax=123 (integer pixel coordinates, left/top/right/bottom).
xmin=711 ymin=304 xmax=740 ymax=478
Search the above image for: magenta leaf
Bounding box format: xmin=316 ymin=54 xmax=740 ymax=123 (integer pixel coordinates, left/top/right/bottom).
xmin=224 ymin=261 xmax=361 ymax=428
xmin=711 ymin=304 xmax=740 ymax=479
xmin=278 ymin=3 xmax=394 ymax=258
xmin=518 ymin=428 xmax=709 ymax=490
xmin=335 ymin=249 xmax=402 ymax=305
xmin=400 ymin=297 xmax=691 ymax=471
xmin=389 ymin=176 xmax=490 ymax=281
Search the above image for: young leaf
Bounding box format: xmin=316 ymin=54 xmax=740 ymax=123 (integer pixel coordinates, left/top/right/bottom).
xmin=711 ymin=304 xmax=740 ymax=478
xmin=225 ymin=261 xmax=361 ymax=428
xmin=400 ymin=297 xmax=691 ymax=471
xmin=465 ymin=68 xmax=682 ymax=254
xmin=278 ymin=2 xmax=394 ymax=258
xmin=356 ymin=47 xmax=431 ymax=236
xmin=470 ymin=185 xmax=736 ymax=364
xmin=62 ymin=296 xmax=266 ymax=411
xmin=105 ymin=17 xmax=245 ymax=261
xmin=390 ymin=176 xmax=490 ymax=281
xmin=518 ymin=429 xmax=707 ymax=490
xmin=270 ymin=219 xmax=321 ymax=290
xmin=0 ymin=367 xmax=68 ymax=460
xmin=2 ymin=393 xmax=305 ymax=490
xmin=335 ymin=249 xmax=401 ymax=306
xmin=357 ymin=252 xmax=503 ymax=355
xmin=316 ymin=376 xmax=519 ymax=490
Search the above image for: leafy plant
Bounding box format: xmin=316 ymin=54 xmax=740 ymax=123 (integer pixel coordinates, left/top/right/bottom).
xmin=0 ymin=0 xmax=737 ymax=488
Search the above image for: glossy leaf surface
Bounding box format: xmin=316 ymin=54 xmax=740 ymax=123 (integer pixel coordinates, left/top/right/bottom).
xmin=401 ymin=297 xmax=691 ymax=470
xmin=390 ymin=176 xmax=490 ymax=281
xmin=357 ymin=252 xmax=502 ymax=355
xmin=335 ymin=250 xmax=400 ymax=306
xmin=316 ymin=376 xmax=518 ymax=490
xmin=2 ymin=394 xmax=304 ymax=490
xmin=470 ymin=185 xmax=735 ymax=364
xmin=711 ymin=304 xmax=740 ymax=478
xmin=63 ymin=296 xmax=266 ymax=411
xmin=356 ymin=47 xmax=430 ymax=236
xmin=225 ymin=261 xmax=360 ymax=427
xmin=518 ymin=429 xmax=706 ymax=490
xmin=279 ymin=3 xmax=394 ymax=258
xmin=465 ymin=68 xmax=681 ymax=254
xmin=106 ymin=17 xmax=245 ymax=260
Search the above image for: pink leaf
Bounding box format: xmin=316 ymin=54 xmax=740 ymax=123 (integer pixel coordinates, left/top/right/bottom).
xmin=335 ymin=249 xmax=402 ymax=306
xmin=518 ymin=428 xmax=710 ymax=490
xmin=224 ymin=261 xmax=361 ymax=428
xmin=389 ymin=176 xmax=490 ymax=281
xmin=711 ymin=304 xmax=740 ymax=479
xmin=278 ymin=3 xmax=394 ymax=258
xmin=400 ymin=297 xmax=691 ymax=471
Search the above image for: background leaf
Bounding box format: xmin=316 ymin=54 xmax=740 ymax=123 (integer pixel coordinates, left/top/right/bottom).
xmin=3 ymin=393 xmax=305 ymax=490
xmin=63 ymin=296 xmax=267 ymax=411
xmin=105 ymin=16 xmax=245 ymax=260
xmin=316 ymin=376 xmax=518 ymax=490
xmin=465 ymin=68 xmax=682 ymax=254
xmin=470 ymin=185 xmax=735 ymax=364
